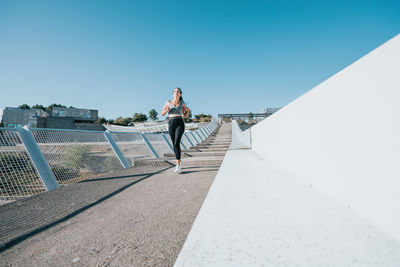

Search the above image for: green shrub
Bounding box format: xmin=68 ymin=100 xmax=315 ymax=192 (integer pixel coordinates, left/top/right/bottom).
xmin=63 ymin=145 xmax=92 ymax=171
xmin=103 ymin=157 xmax=121 ymax=171
xmin=222 ymin=117 xmax=232 ymax=123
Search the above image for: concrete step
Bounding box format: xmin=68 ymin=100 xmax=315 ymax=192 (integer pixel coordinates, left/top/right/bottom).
xmin=183 ymin=148 xmax=229 ymax=153
xmin=207 ymin=137 xmax=231 ymax=141
xmin=199 ymin=142 xmax=231 ymax=146
xmin=135 ymin=156 xmax=224 ymax=168
xmin=195 ymin=145 xmax=230 ymax=149
xmin=171 ymin=156 xmax=224 ymax=167
xmin=208 ymin=140 xmax=231 ymax=144
xmin=164 ymin=152 xmax=227 ymax=158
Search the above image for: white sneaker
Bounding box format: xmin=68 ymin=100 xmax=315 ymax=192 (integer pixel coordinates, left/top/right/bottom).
xmin=175 ymin=164 xmax=182 ymax=174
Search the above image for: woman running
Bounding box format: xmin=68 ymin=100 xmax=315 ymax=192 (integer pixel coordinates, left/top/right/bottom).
xmin=161 ymin=87 xmax=190 ymax=173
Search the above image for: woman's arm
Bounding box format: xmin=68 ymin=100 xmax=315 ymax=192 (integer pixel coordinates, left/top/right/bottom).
xmin=161 ymin=101 xmax=170 ymax=116
xmin=182 ymin=103 xmax=190 ymax=118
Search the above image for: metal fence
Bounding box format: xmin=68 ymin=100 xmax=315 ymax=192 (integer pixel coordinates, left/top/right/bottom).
xmin=103 ymin=122 xmax=202 ymax=133
xmin=30 ymin=128 xmax=124 ymax=185
xmin=110 ymin=132 xmax=155 ymax=163
xmin=0 ymin=128 xmax=47 ymax=202
xmin=0 ymin=121 xmax=218 ymax=203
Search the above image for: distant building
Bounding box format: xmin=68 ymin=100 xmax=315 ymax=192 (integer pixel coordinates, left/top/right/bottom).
xmin=218 ymin=108 xmax=281 ymax=122
xmin=261 ymin=107 xmax=281 ymax=114
xmin=1 ymin=107 xmax=48 ymax=128
xmin=51 ymin=107 xmax=98 ymax=123
xmin=1 ymin=107 xmax=104 ymax=130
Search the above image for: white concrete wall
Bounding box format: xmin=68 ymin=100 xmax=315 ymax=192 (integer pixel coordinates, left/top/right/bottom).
xmin=230 ymin=120 xmax=251 ymax=149
xmin=175 ymin=149 xmax=400 ymax=266
xmin=251 ymin=34 xmax=400 ymax=241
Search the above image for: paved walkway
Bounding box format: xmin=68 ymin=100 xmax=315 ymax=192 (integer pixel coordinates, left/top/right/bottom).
xmin=0 ymin=123 xmax=232 ymax=267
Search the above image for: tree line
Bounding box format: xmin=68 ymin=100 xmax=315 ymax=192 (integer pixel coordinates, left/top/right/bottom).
xmin=15 ymin=104 xmax=212 ymax=126
xmin=17 ymin=103 xmax=71 ymax=111
xmin=105 ymin=111 xmax=212 ymax=126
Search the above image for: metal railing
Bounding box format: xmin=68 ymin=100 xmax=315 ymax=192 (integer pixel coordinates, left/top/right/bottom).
xmin=0 ymin=128 xmax=47 ymax=203
xmin=30 ymin=128 xmax=124 ymax=186
xmin=0 ymin=121 xmax=219 ymax=203
xmin=103 ymin=122 xmax=202 ymax=133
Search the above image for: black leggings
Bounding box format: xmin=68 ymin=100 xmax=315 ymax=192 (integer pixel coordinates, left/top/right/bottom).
xmin=168 ymin=117 xmax=185 ymax=160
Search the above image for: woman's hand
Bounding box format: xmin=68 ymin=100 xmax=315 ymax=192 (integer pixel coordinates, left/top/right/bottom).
xmin=182 ymin=103 xmax=190 ymax=118
xmin=161 ymin=101 xmax=170 ymax=116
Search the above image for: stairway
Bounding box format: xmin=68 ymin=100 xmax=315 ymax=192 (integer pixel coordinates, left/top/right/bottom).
xmin=167 ymin=122 xmax=231 ymax=167
xmin=135 ymin=123 xmax=232 ymax=168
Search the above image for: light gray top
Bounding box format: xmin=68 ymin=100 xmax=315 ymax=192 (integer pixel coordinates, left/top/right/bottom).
xmin=168 ymin=100 xmax=184 ymax=117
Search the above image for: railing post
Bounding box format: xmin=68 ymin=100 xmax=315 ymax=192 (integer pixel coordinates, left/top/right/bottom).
xmin=162 ymin=133 xmax=174 ymax=152
xmin=200 ymin=127 xmax=207 ymax=138
xmin=199 ymin=128 xmax=207 ymax=140
xmin=205 ymin=124 xmax=212 ymax=135
xmin=141 ymin=133 xmax=159 ymax=158
xmin=104 ymin=131 xmax=130 ymax=168
xmin=195 ymin=130 xmax=204 ymax=142
xmin=211 ymin=122 xmax=216 ymax=131
xmin=184 ymin=132 xmax=194 ymax=147
xmin=201 ymin=127 xmax=208 ymax=139
xmin=190 ymin=131 xmax=200 ymax=145
xmin=180 ymin=140 xmax=187 ymax=150
xmin=210 ymin=122 xmax=215 ymax=132
xmin=203 ymin=125 xmax=211 ymax=135
xmin=16 ymin=126 xmax=60 ymax=191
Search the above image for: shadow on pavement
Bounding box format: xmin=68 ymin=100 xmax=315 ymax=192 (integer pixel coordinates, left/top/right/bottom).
xmin=181 ymin=169 xmax=219 ymax=174
xmin=0 ymin=166 xmax=173 ymax=252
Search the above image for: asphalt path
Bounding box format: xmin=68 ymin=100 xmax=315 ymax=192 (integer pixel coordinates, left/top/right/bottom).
xmin=0 ymin=163 xmax=220 ymax=267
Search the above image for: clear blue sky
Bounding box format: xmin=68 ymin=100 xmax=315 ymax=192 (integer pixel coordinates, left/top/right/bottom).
xmin=1 ymin=0 xmax=399 ymax=120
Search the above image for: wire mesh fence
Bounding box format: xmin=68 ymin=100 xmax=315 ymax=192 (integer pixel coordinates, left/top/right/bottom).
xmin=103 ymin=122 xmax=203 ymax=133
xmin=183 ymin=132 xmax=196 ymax=147
xmin=186 ymin=131 xmax=199 ymax=146
xmin=103 ymin=123 xmax=168 ymax=133
xmin=30 ymin=129 xmax=124 ymax=185
xmin=109 ymin=132 xmax=154 ymax=164
xmin=193 ymin=129 xmax=205 ymax=142
xmin=143 ymin=133 xmax=171 ymax=158
xmin=180 ymin=132 xmax=193 ymax=149
xmin=0 ymin=121 xmax=218 ymax=203
xmin=0 ymin=128 xmax=46 ymax=203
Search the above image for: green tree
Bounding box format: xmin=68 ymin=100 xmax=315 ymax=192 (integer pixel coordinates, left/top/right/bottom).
xmin=195 ymin=113 xmax=212 ymax=120
xmin=32 ymin=104 xmax=45 ymax=110
xmin=18 ymin=104 xmax=30 ymax=109
xmin=94 ymin=117 xmax=107 ymax=124
xmin=46 ymin=104 xmax=66 ymax=111
xmin=194 ymin=113 xmax=204 ymax=120
xmin=149 ymin=109 xmax=158 ymax=121
xmin=132 ymin=113 xmax=148 ymax=123
xmin=222 ymin=116 xmax=232 ymax=123
xmin=114 ymin=117 xmax=132 ymax=126
xmin=200 ymin=116 xmax=211 ymax=122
